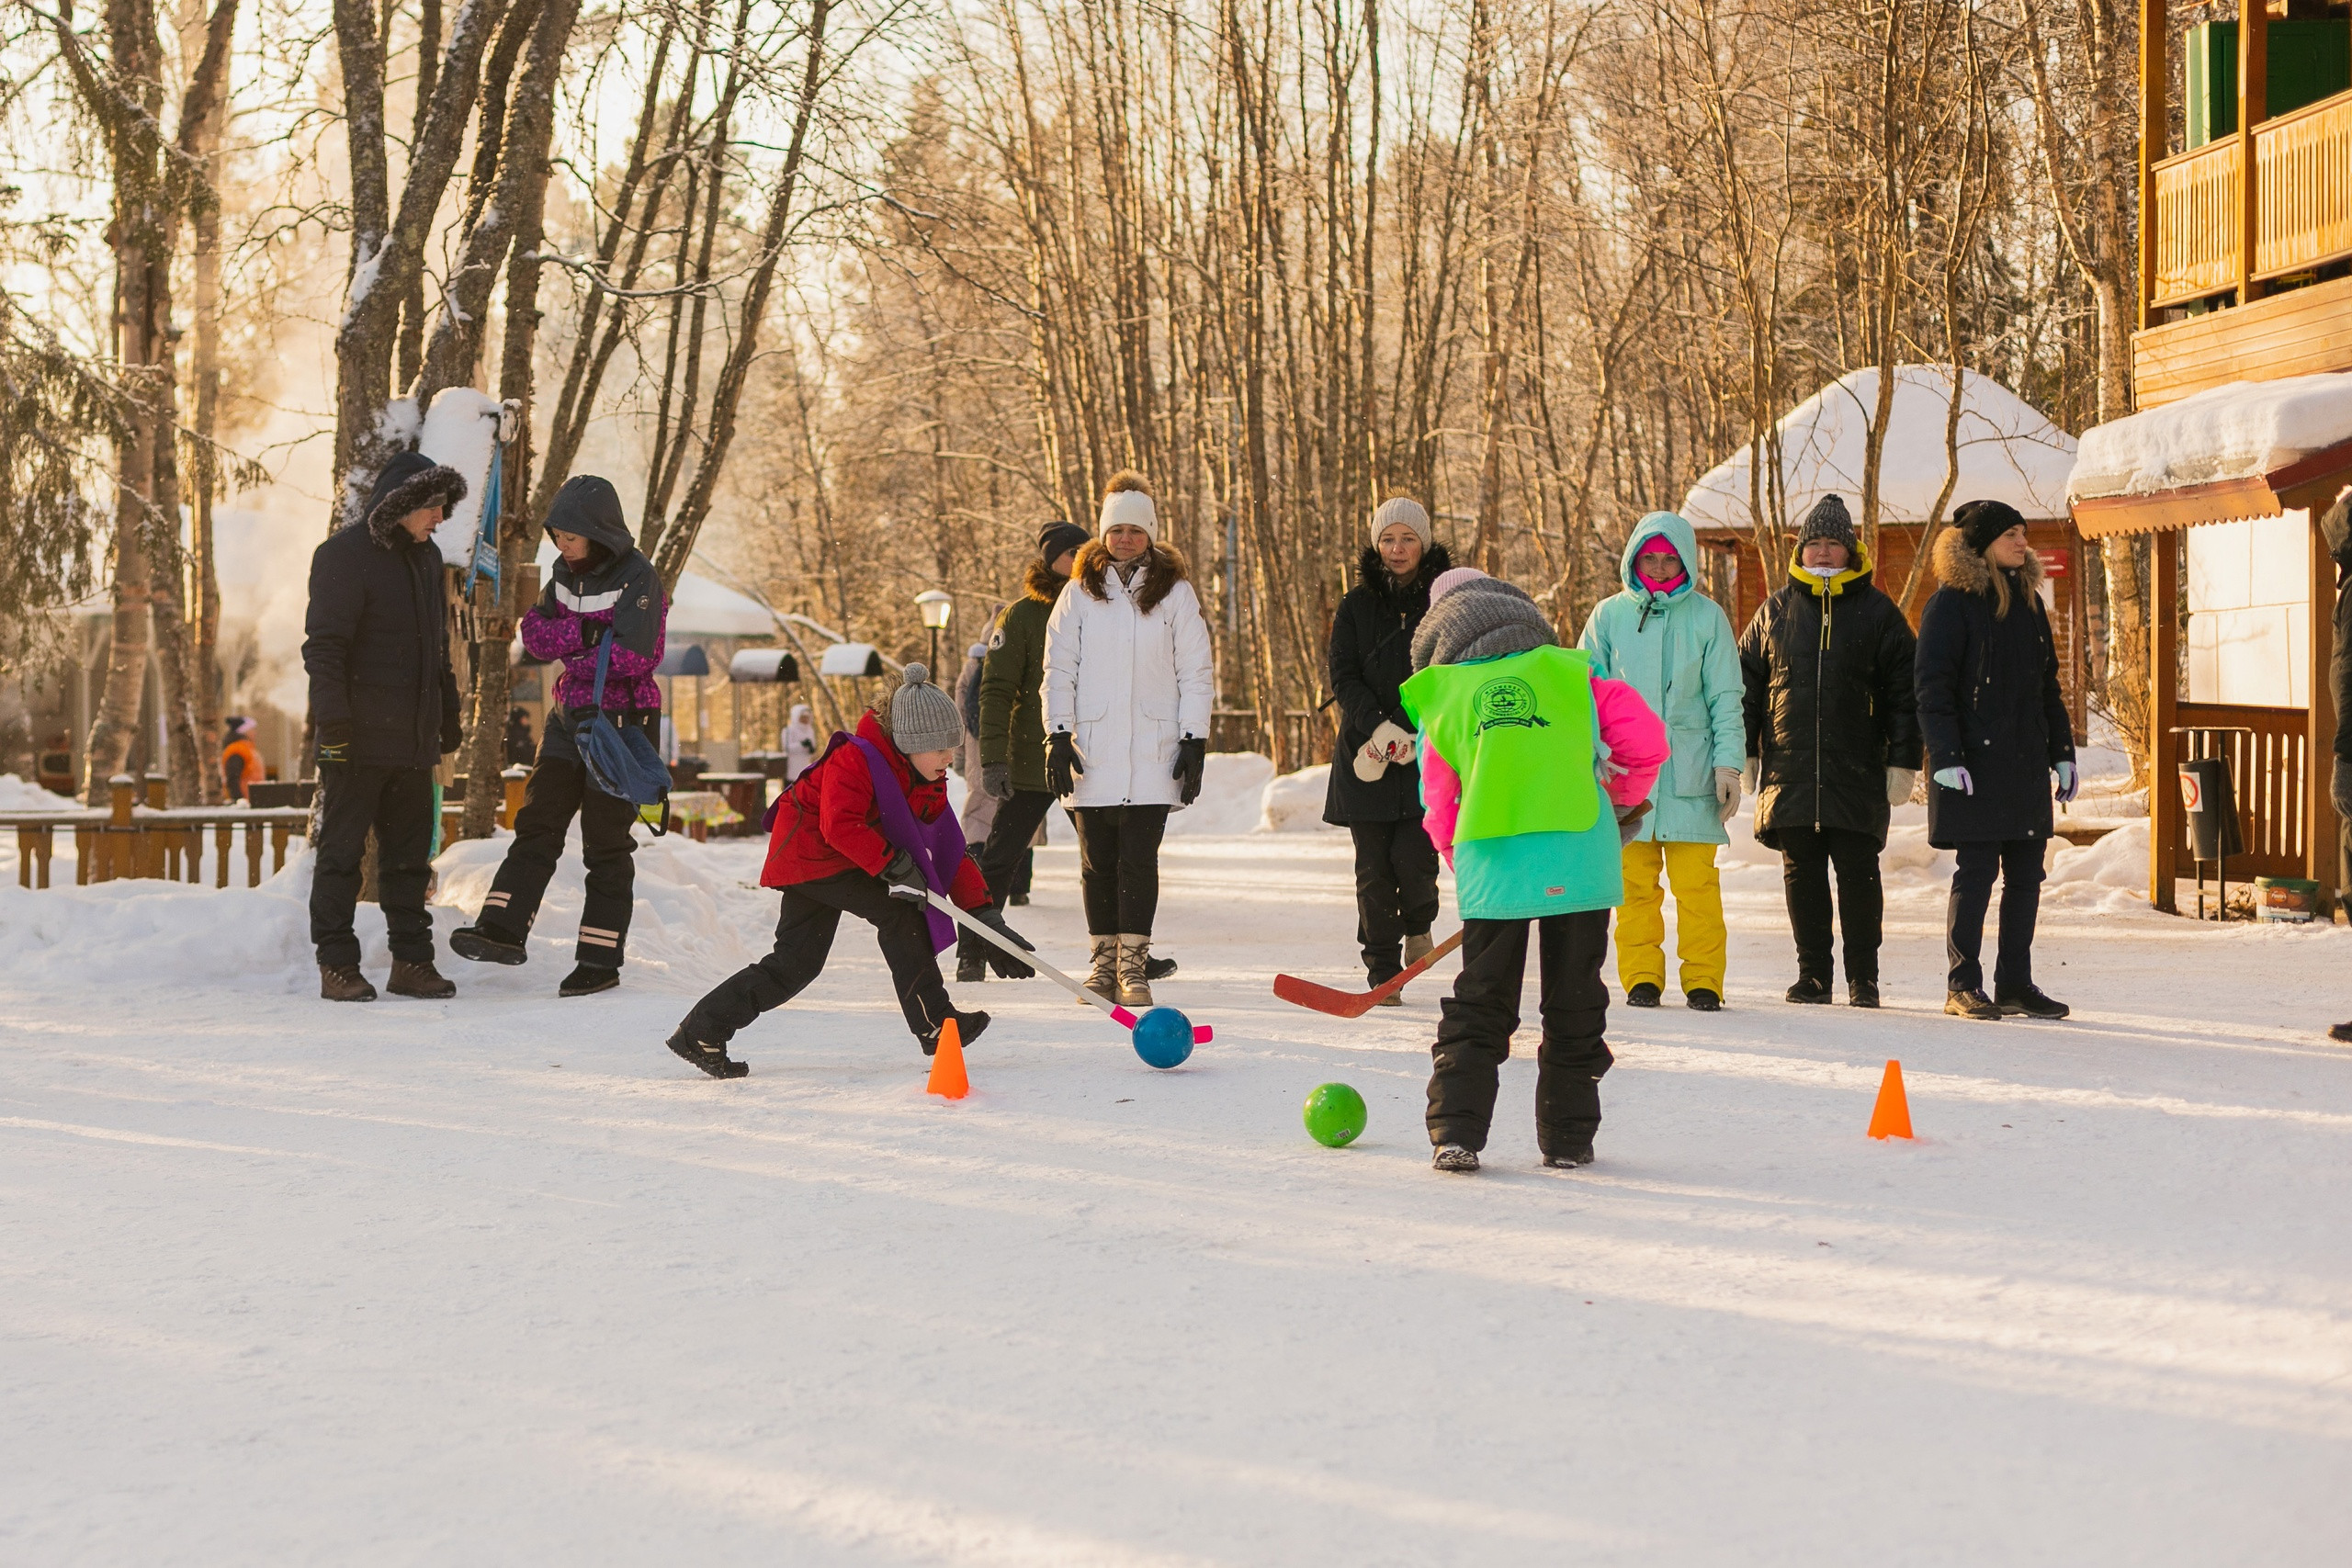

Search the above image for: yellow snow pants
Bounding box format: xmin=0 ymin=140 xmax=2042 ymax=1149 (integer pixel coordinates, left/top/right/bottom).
xmin=1616 ymin=840 xmax=1726 ymax=997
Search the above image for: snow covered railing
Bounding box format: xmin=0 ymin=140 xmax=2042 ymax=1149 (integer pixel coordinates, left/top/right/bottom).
xmin=1 ymin=775 xmax=310 ymax=891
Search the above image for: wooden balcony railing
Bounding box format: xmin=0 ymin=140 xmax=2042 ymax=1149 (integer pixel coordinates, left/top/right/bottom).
xmin=2151 ymin=87 xmax=2352 ymax=309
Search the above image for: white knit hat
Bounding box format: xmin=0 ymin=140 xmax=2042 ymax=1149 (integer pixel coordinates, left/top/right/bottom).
xmin=1099 ymin=488 xmax=1158 ymax=541
xmin=1371 ymin=496 xmax=1431 ymax=549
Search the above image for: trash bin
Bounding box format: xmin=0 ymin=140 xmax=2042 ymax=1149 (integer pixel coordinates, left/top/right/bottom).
xmin=2177 ymin=755 xmax=2243 ymax=862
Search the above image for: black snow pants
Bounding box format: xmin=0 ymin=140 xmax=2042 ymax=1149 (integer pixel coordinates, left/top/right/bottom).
xmin=1349 ymin=818 xmax=1441 ymax=982
xmin=311 ymin=762 xmax=437 ymax=968
xmin=1072 ymin=804 xmax=1170 ymax=935
xmin=1776 ymin=824 xmax=1885 ymax=987
xmin=680 ymin=869 xmax=956 ymax=1046
xmin=1427 ymin=908 xmax=1613 ymax=1157
xmin=477 ymin=713 xmax=652 ymax=967
xmin=1945 ymin=838 xmax=2044 ymax=995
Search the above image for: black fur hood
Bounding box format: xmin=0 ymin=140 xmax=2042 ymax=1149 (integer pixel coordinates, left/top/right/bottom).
xmin=1354 ymin=540 xmax=1453 ymax=609
xmin=358 ymin=450 xmax=469 ymax=549
xmin=1933 ymin=525 xmax=2045 ymax=599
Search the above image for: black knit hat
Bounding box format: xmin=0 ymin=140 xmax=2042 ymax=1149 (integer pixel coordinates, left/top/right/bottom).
xmin=1796 ymin=495 xmax=1857 ymax=552
xmin=1956 ymin=498 xmax=2027 ymax=556
xmin=1037 ymin=520 xmax=1090 ymax=568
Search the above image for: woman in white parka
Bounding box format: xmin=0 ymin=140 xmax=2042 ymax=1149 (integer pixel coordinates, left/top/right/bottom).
xmin=1043 ymin=470 xmax=1216 ymax=1009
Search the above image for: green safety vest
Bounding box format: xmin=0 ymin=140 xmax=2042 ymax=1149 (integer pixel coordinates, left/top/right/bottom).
xmin=1402 ymin=648 xmax=1600 ymax=842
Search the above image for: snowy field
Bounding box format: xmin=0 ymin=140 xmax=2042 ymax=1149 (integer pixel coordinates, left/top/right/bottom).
xmin=4 ymin=786 xmax=2351 ymax=1564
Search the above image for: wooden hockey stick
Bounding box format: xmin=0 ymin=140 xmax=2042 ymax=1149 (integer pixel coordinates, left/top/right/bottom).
xmin=1272 ymin=928 xmax=1466 ymax=1018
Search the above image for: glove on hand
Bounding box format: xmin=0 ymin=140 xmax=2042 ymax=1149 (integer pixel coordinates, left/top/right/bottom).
xmin=1615 ymin=799 xmax=1652 ymax=848
xmin=316 ymin=721 xmax=354 ymax=769
xmin=1046 ymin=731 xmax=1082 ymax=797
xmin=1173 ymin=736 xmax=1207 ymax=806
xmin=439 ymin=710 xmax=463 ymax=757
xmin=1713 ymin=766 xmax=1743 ymax=823
xmin=1933 ymin=766 xmax=1973 ymax=796
xmin=1741 ymin=755 xmax=1760 ymax=796
xmin=971 ymin=904 xmax=1035 ymax=979
xmin=980 ymin=761 xmax=1012 ymax=801
xmin=2054 ymin=760 xmax=2079 ymax=803
xmin=1887 ymin=767 xmax=1918 ymax=806
xmin=881 ymin=848 xmax=929 ymax=903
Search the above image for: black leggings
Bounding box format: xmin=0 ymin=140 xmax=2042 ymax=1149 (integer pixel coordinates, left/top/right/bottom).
xmin=1946 ymin=838 xmax=2044 ymax=994
xmin=1072 ymin=804 xmax=1170 ymax=935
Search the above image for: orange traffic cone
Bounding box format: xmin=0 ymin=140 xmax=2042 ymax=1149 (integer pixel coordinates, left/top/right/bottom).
xmin=1867 ymin=1058 xmax=1913 ymax=1140
xmin=926 ymin=1017 xmax=968 ymax=1100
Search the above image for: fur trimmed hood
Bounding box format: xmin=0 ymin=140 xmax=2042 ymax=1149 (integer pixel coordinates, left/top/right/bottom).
xmin=1933 ymin=525 xmax=2044 ymax=599
xmin=1023 ymin=557 xmax=1069 ymax=604
xmin=358 ymin=451 xmax=468 ymax=550
xmin=1074 ymin=536 xmax=1189 ymax=613
xmin=1353 ymin=540 xmax=1453 ymax=605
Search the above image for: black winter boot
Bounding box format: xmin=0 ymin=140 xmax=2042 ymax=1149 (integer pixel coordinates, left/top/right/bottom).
xmin=1785 ymin=976 xmax=1832 ymax=1005
xmin=922 ymin=1009 xmax=990 ymax=1057
xmin=1848 ymin=978 xmax=1882 ymax=1009
xmin=1686 ymin=987 xmax=1722 ymax=1011
xmin=1626 ymin=982 xmax=1661 ymax=1008
xmin=1543 ymin=1144 xmax=1595 ymax=1169
xmin=451 ymin=924 xmax=527 ymax=965
xmin=1431 ymin=1145 xmax=1480 ymax=1174
xmin=666 ymin=1026 xmax=748 ymax=1079
xmin=560 ymin=964 xmax=619 ymax=998
xmin=1996 ymin=986 xmax=2070 ymax=1020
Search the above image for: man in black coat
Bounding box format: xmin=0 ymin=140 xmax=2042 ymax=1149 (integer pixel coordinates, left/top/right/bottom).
xmin=1739 ymin=495 xmax=1920 ymax=1007
xmin=1323 ymin=497 xmax=1451 ymax=992
xmin=302 ymin=450 xmax=469 ymax=1002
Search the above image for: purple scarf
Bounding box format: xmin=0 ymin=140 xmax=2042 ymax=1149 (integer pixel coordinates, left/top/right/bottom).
xmin=848 ymin=735 xmax=967 ymax=953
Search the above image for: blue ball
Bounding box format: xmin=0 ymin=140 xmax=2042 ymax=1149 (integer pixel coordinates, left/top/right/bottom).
xmin=1131 ymin=1006 xmax=1194 ymax=1069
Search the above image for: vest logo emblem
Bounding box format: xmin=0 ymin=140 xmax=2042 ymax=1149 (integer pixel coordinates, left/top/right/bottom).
xmin=1472 ymin=675 xmax=1548 ymax=733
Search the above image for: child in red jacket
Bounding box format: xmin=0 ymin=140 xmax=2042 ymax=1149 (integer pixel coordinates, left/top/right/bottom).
xmin=666 ymin=665 xmax=1033 ymax=1078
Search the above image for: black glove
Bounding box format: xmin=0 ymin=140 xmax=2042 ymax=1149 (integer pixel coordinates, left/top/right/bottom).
xmin=970 ymin=904 xmax=1035 ymax=979
xmin=880 ymin=848 xmax=930 ymax=902
xmin=1046 ymin=731 xmax=1082 ymax=797
xmin=439 ymin=709 xmax=463 ymax=757
xmin=315 ymin=720 xmax=354 ymax=769
xmin=1172 ymin=736 xmax=1206 ymax=806
xmin=981 ymin=761 xmax=1012 ymax=801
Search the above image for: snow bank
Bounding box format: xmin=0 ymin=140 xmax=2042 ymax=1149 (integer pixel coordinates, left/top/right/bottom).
xmin=1259 ymin=763 xmax=1337 ymax=832
xmin=1168 ymin=752 xmax=1275 ymax=836
xmin=2068 ymin=372 xmax=2352 ymax=501
xmin=0 ymin=774 xmax=76 ymax=811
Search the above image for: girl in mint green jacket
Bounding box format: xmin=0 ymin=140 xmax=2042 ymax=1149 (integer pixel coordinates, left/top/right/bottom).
xmin=1398 ymin=570 xmax=1666 ymax=1175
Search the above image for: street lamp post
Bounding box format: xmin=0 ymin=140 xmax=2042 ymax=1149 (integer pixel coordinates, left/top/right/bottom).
xmin=914 ymin=590 xmax=954 ymax=674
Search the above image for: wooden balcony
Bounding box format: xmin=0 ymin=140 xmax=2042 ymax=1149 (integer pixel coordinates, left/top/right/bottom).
xmin=2154 ymin=87 xmax=2352 ymax=310
xmin=2151 ymin=139 xmax=2242 ymax=307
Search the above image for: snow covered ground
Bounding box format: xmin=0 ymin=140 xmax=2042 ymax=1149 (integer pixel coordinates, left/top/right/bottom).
xmin=4 ymin=790 xmax=2350 ymax=1563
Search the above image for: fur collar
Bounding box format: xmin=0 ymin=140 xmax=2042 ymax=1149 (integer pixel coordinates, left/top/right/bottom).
xmin=1075 ymin=537 xmax=1188 ymax=613
xmin=1023 ymin=558 xmax=1069 ymax=604
xmin=1933 ymin=526 xmax=2044 ymax=599
xmin=363 ymin=463 xmax=469 ymax=550
xmin=1354 ymin=540 xmax=1453 ymax=608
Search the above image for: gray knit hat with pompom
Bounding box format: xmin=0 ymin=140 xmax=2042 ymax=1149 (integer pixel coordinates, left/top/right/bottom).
xmin=1409 ymin=577 xmax=1558 ymax=671
xmin=888 ymin=663 xmax=964 ymax=753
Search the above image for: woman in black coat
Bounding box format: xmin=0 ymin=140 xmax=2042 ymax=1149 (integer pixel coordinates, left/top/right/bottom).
xmin=1739 ymin=496 xmax=1919 ymax=1008
xmin=1323 ymin=498 xmax=1452 ymax=991
xmin=1916 ymin=499 xmax=2076 ymax=1021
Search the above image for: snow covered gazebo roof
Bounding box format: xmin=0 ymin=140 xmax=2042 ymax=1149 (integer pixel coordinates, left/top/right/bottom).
xmin=2066 ymin=371 xmax=2352 ymax=536
xmin=1680 ymin=367 xmax=2077 ymax=531
xmin=664 ymin=572 xmax=778 ymax=638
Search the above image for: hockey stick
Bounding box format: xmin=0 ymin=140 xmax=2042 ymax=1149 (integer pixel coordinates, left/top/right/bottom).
xmin=925 ymin=891 xmax=1216 ymax=1044
xmin=1272 ymin=928 xmax=1465 ymax=1018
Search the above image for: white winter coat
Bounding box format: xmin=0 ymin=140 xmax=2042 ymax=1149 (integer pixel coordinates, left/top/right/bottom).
xmin=1043 ymin=563 xmax=1215 ymax=808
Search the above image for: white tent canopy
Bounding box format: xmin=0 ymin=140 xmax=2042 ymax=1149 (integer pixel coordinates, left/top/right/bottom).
xmin=1680 ymin=367 xmax=2078 ymax=530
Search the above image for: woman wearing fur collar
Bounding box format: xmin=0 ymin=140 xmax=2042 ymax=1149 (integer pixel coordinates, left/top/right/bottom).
xmin=1916 ymin=499 xmax=2077 ymax=1021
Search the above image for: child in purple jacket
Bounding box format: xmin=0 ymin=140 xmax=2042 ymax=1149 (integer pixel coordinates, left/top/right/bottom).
xmin=451 ymin=476 xmax=667 ymax=996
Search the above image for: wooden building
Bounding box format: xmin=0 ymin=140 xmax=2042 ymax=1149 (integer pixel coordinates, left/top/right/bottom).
xmin=2064 ymin=0 xmax=2352 ymax=914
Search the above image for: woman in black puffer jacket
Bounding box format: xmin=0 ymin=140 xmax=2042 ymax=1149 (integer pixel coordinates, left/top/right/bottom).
xmin=1323 ymin=498 xmax=1452 ymax=991
xmin=1739 ymin=496 xmax=1919 ymax=1008
xmin=1916 ymin=499 xmax=2076 ymax=1021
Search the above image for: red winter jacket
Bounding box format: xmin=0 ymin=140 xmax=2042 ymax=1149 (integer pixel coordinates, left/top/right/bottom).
xmin=761 ymin=709 xmax=992 ymax=909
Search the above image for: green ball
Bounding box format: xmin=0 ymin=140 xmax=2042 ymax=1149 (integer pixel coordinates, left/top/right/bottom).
xmin=1303 ymin=1082 xmax=1368 ymax=1148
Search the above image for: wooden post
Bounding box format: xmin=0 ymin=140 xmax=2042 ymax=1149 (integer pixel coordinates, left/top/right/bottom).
xmin=34 ymin=825 xmax=51 ymax=889
xmin=2310 ymin=516 xmax=2339 ymax=908
xmin=214 ymin=821 xmax=232 ymax=888
xmin=246 ymin=821 xmax=265 ymax=886
xmin=2150 ymin=528 xmax=2182 ymax=912
xmin=15 ymin=826 xmax=33 ymax=888
xmin=271 ymin=823 xmax=289 ymax=876
xmin=501 ymin=767 xmax=527 ymax=829
xmin=106 ymin=773 xmax=134 ymax=883
xmin=2238 ymin=0 xmax=2267 ymax=304
xmin=2140 ymin=0 xmax=2167 ymax=330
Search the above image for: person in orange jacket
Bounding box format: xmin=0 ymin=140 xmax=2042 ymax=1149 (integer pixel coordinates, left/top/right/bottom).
xmin=220 ymin=716 xmax=263 ymax=802
xmin=662 ymin=665 xmax=1034 ymax=1079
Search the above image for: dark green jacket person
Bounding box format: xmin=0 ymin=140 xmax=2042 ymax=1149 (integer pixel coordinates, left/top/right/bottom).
xmin=980 ymin=525 xmax=1083 ymax=794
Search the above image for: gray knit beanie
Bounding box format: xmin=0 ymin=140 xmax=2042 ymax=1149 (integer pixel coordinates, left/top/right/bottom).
xmin=888 ymin=663 xmax=964 ymax=753
xmin=1371 ymin=496 xmax=1432 ymax=550
xmin=1409 ymin=577 xmax=1557 ymax=671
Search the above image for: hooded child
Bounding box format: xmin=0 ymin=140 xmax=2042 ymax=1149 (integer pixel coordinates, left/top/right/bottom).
xmin=1399 ymin=571 xmax=1668 ymax=1173
xmin=664 ymin=666 xmax=1035 ymax=1078
xmin=449 ymin=476 xmax=668 ymax=998
xmin=1577 ymin=511 xmax=1746 ymax=1010
xmin=781 ymin=703 xmax=821 ymax=782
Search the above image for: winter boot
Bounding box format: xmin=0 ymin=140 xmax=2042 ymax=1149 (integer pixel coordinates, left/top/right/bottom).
xmin=1784 ymin=976 xmax=1832 ymax=1005
xmin=1543 ymin=1143 xmax=1595 ymax=1169
xmin=665 ymin=1025 xmax=748 ymax=1079
xmin=1404 ymin=931 xmax=1435 ymax=968
xmin=956 ymin=931 xmax=989 ymax=985
xmin=2330 ymin=1020 xmax=2352 ymax=1043
xmin=1686 ymin=987 xmax=1722 ymax=1012
xmin=1146 ymin=954 xmax=1178 ymax=982
xmin=560 ymin=963 xmax=619 ymax=998
xmin=922 ymin=1009 xmax=990 ymax=1057
xmin=451 ymin=924 xmax=527 ymax=965
xmin=320 ymin=963 xmax=378 ymax=1002
xmin=1115 ymin=934 xmax=1154 ymax=1009
xmin=1944 ymin=987 xmax=2003 ymax=1021
xmin=1081 ymin=936 xmax=1118 ymax=1004
xmin=1848 ymin=978 xmax=1882 ymax=1009
xmin=1431 ymin=1145 xmax=1480 ymax=1174
xmin=387 ymin=959 xmax=456 ymax=999
xmin=1996 ymin=986 xmax=2070 ymax=1021
xmin=1626 ymin=982 xmax=1661 ymax=1009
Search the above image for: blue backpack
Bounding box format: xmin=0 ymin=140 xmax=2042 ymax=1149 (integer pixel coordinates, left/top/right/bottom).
xmin=577 ymin=635 xmax=672 ymax=819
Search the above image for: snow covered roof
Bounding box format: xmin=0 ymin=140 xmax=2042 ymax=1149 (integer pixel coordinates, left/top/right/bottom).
xmin=2066 ymin=372 xmax=2352 ymax=504
xmin=417 ymin=389 xmax=506 ymax=567
xmin=666 ymin=572 xmax=778 ymax=637
xmin=1681 ymin=367 xmax=2078 ymax=530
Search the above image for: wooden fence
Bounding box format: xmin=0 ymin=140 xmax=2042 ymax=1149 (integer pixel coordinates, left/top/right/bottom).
xmin=3 ymin=775 xmax=309 ymax=891
xmin=2171 ymin=703 xmax=2308 ymax=880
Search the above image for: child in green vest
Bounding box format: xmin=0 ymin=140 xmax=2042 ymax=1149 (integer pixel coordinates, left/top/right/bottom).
xmin=1399 ymin=571 xmax=1668 ymax=1173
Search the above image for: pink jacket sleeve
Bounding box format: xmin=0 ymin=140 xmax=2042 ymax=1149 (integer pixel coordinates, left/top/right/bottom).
xmin=1593 ymin=676 xmax=1668 ymax=807
xmin=519 ymin=603 xmax=582 ymax=660
xmin=1419 ymin=742 xmax=1462 ymax=867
